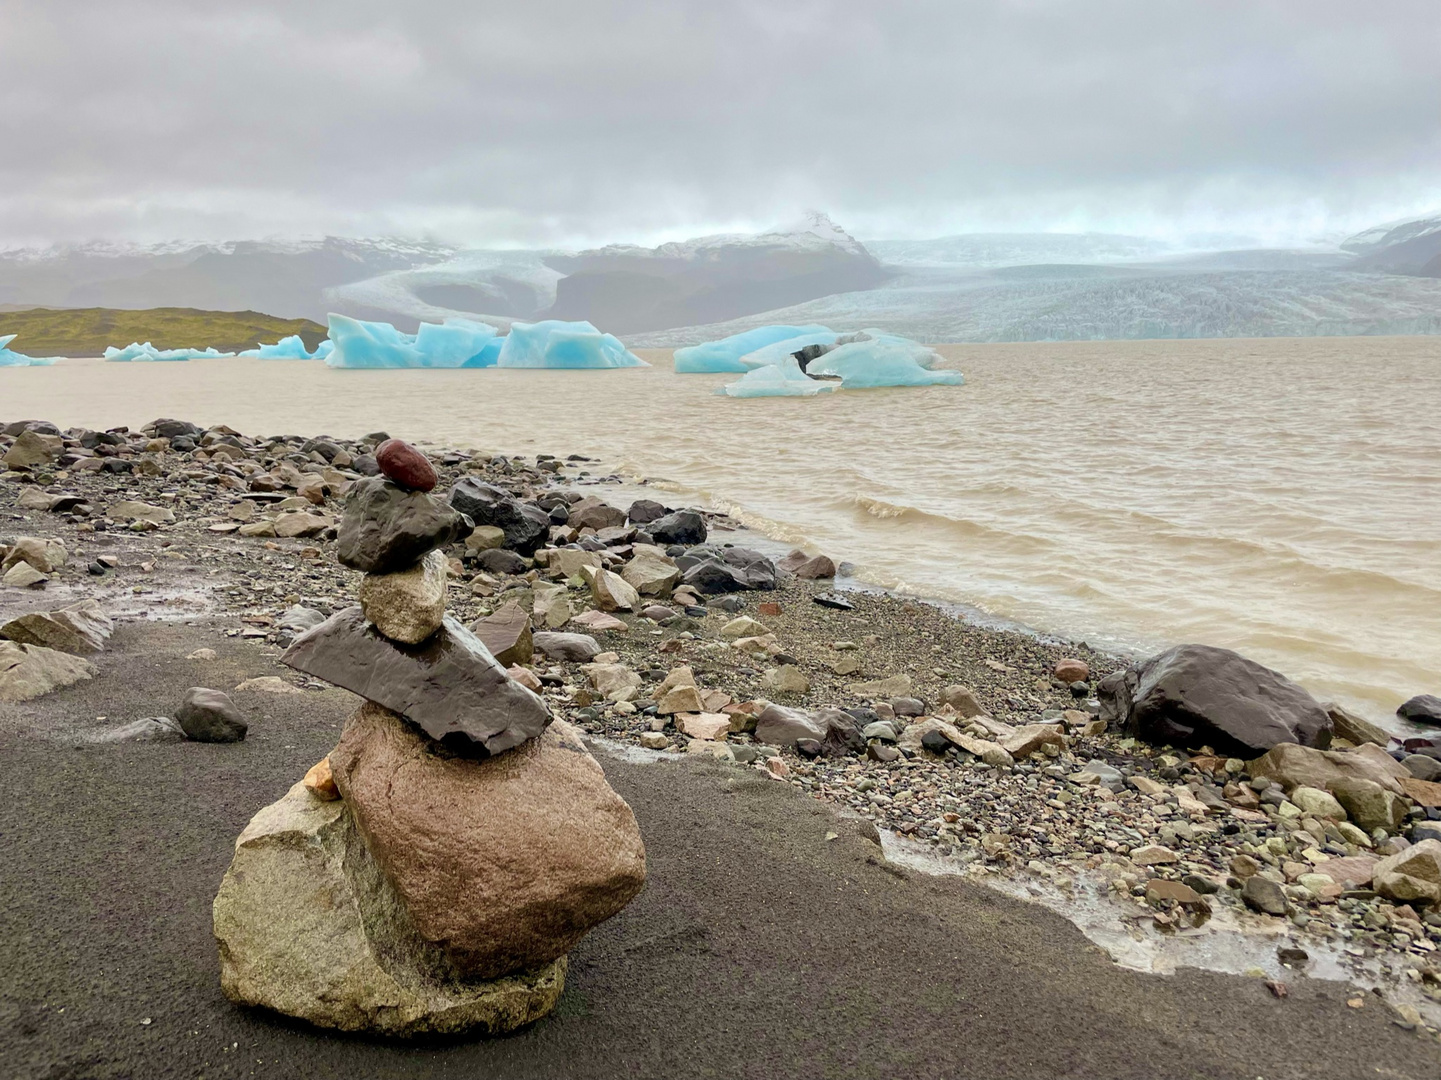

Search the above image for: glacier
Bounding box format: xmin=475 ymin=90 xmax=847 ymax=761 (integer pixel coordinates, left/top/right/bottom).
xmin=0 ymin=334 xmax=62 ymax=367
xmin=104 ymin=342 xmax=234 ymax=362
xmin=674 ymin=324 xmax=833 ymax=373
xmin=238 ymin=334 xmax=335 ymax=360
xmin=495 ymin=320 xmax=647 ymax=369
xmin=325 ymin=315 xmax=501 ymax=369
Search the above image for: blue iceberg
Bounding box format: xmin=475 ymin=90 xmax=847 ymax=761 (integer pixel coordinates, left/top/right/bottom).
xmin=674 ymin=324 xmax=832 ymax=373
xmin=325 ymin=315 xmax=501 ymax=369
xmin=239 ymin=334 xmax=334 ymax=360
xmin=0 ymin=334 xmax=62 ymax=367
xmin=736 ymin=331 xmax=841 ymax=370
xmin=714 ymin=330 xmax=963 ymax=397
xmin=496 ymin=320 xmax=647 ymax=369
xmin=104 ymin=342 xmax=234 ymax=362
xmin=808 ymin=341 xmax=963 ymax=388
xmin=715 ymin=357 xmax=837 ymax=398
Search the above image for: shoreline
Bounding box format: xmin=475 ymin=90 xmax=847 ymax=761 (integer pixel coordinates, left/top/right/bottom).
xmin=4 ymin=416 xmax=1441 ymax=1041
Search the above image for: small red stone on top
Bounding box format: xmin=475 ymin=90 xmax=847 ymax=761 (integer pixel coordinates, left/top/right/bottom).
xmin=375 ymin=438 xmax=438 ymax=492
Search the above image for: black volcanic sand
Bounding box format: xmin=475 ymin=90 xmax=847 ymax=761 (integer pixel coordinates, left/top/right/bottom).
xmin=2 ymin=621 xmax=1437 ymax=1080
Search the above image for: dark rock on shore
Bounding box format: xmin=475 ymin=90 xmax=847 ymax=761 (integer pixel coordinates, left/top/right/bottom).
xmin=1399 ymin=695 xmax=1441 ymax=726
xmin=335 ymin=477 xmax=471 ymax=574
xmin=282 ymin=606 xmax=550 ymax=755
xmin=679 ymin=545 xmax=778 ymax=594
xmin=626 ymin=498 xmax=668 ymax=525
xmin=449 ymin=478 xmax=549 ymax=555
xmin=374 ymin=438 xmax=438 ymax=492
xmin=648 ymin=510 xmax=707 ymax=546
xmin=1098 ymin=644 xmax=1332 ymax=756
xmin=175 ymin=687 xmax=248 ymax=742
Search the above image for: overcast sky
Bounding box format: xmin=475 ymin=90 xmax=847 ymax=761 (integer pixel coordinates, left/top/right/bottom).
xmin=2 ymin=0 xmax=1438 ymax=249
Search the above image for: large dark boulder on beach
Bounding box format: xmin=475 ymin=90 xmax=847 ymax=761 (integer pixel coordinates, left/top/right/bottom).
xmin=648 ymin=510 xmax=707 ymax=546
xmin=329 ymin=704 xmax=646 ymax=980
xmin=1399 ymin=695 xmax=1441 ymax=726
xmin=281 ymin=606 xmax=549 ymax=755
xmin=175 ymin=687 xmax=248 ymax=742
xmin=448 ymin=478 xmax=549 ymax=555
xmin=149 ymin=418 xmax=201 ymax=439
xmin=336 ymin=477 xmax=471 ymax=574
xmin=1098 ymin=644 xmax=1331 ymax=756
xmin=679 ymin=545 xmax=778 ymax=594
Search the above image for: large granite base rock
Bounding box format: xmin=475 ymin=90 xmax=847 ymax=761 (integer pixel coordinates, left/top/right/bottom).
xmin=213 ymin=781 xmax=565 ymax=1037
xmin=1098 ymin=644 xmax=1332 ymax=756
xmin=331 ymin=705 xmax=646 ymax=979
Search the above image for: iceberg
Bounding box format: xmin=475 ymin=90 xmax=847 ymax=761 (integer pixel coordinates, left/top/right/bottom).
xmin=674 ymin=324 xmax=833 ymax=373
xmin=715 ymin=357 xmax=837 ymax=398
xmin=239 ymin=334 xmax=333 ymax=360
xmin=104 ymin=342 xmax=234 ymax=362
xmin=0 ymin=334 xmax=62 ymax=367
xmin=325 ymin=315 xmax=501 ymax=369
xmin=495 ymin=320 xmax=647 ymax=369
xmin=736 ymin=331 xmax=841 ymax=370
xmin=807 ymin=341 xmax=963 ymax=388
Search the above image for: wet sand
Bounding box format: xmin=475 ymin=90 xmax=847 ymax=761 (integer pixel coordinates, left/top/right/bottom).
xmin=2 ymin=620 xmax=1436 ymax=1080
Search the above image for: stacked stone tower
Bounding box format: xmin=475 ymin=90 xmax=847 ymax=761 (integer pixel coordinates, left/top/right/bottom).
xmin=212 ymin=440 xmax=646 ymax=1038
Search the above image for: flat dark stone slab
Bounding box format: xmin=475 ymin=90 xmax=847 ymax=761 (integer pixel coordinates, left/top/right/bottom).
xmin=282 ymin=607 xmax=549 ymax=755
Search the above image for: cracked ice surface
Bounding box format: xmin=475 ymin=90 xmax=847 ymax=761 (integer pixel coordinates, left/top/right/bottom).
xmin=325 ymin=315 xmax=501 ymax=369
xmin=674 ymin=324 xmax=833 ymax=373
xmin=495 ymin=320 xmax=648 ymax=369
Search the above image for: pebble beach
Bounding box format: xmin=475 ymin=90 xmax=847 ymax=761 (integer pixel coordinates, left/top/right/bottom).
xmin=5 ymin=414 xmax=1441 ymax=1072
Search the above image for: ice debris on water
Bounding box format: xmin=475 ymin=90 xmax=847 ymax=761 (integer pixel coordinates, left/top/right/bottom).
xmin=0 ymin=334 xmax=63 ymax=367
xmin=716 ymin=356 xmax=837 ymax=397
xmin=699 ymin=325 xmax=963 ymax=396
xmin=325 ymin=315 xmax=501 ymax=369
xmin=104 ymin=342 xmax=234 ymax=362
xmin=673 ymin=324 xmax=832 ymax=373
xmin=324 ymin=315 xmax=644 ymax=370
xmin=809 ymin=341 xmax=963 ymax=388
xmin=238 ymin=335 xmax=334 ymax=360
xmin=496 ymin=319 xmax=648 ymax=369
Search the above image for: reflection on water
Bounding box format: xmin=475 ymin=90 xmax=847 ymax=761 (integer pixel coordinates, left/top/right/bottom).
xmin=4 ymin=335 xmax=1438 ymax=722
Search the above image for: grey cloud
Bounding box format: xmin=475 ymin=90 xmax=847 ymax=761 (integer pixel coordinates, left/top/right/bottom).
xmin=1 ymin=0 xmax=1437 ymax=246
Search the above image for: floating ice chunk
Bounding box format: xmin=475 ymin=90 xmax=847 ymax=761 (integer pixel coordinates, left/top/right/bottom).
xmin=807 ymin=341 xmax=963 ymax=388
xmin=415 ymin=318 xmax=502 ymax=367
xmin=716 ymin=357 xmax=837 ymax=398
xmin=737 ymin=331 xmax=841 ymax=370
xmin=325 ymin=315 xmax=503 ymax=369
xmin=674 ymin=324 xmax=832 ymax=373
xmin=0 ymin=334 xmax=63 ymax=367
xmin=103 ymin=342 xmax=234 ymax=362
xmin=238 ymin=334 xmax=329 ymax=359
xmin=496 ymin=320 xmax=647 ymax=369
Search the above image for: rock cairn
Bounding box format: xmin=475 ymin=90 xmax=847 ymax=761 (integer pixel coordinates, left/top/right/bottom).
xmin=212 ymin=439 xmax=646 ymax=1038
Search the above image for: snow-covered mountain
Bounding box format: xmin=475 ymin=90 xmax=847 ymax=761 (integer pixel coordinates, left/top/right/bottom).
xmin=0 ymin=237 xmax=457 ymax=320
xmin=1342 ymin=211 xmax=1441 ymax=276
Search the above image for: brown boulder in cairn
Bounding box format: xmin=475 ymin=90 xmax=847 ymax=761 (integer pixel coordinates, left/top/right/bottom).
xmin=331 ymin=704 xmax=646 ymax=979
